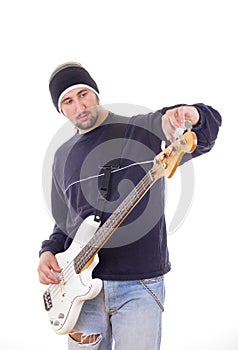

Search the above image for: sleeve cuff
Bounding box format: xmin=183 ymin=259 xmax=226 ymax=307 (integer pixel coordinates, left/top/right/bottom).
xmin=192 ymin=105 xmax=205 ymax=131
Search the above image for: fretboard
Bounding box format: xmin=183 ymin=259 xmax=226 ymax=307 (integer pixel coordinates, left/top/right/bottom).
xmin=74 ymin=168 xmax=156 ymax=273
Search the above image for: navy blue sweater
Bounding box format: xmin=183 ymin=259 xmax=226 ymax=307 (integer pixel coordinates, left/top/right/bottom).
xmin=40 ymin=104 xmax=221 ymax=280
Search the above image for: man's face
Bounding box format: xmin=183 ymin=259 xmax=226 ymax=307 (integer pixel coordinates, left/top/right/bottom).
xmin=60 ymin=87 xmax=100 ymax=131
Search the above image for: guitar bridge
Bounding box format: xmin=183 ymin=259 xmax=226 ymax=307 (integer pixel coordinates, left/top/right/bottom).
xmin=43 ymin=290 xmax=53 ymax=311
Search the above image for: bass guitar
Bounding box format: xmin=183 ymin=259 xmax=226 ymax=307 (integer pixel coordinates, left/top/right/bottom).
xmin=43 ymin=130 xmax=197 ymax=334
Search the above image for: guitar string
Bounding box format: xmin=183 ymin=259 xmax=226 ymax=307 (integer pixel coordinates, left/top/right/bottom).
xmin=47 ymin=170 xmax=155 ymax=299
xmin=64 ymin=160 xmax=154 ymax=194
xmin=63 ymin=131 xmax=191 ymax=194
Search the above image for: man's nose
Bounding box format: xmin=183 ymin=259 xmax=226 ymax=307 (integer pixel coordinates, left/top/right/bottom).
xmin=75 ymin=100 xmax=86 ymax=115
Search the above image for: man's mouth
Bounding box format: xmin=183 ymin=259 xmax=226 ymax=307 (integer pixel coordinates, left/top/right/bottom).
xmin=77 ymin=111 xmax=90 ymax=121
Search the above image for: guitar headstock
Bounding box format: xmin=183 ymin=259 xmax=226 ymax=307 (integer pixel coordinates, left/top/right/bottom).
xmin=152 ymin=131 xmax=197 ymax=180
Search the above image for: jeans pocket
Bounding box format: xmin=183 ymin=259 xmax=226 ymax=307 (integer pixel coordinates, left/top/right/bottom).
xmin=140 ymin=276 xmax=165 ymax=312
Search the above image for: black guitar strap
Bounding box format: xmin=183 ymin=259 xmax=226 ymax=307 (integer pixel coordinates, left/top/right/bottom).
xmin=94 ymin=115 xmax=129 ymax=222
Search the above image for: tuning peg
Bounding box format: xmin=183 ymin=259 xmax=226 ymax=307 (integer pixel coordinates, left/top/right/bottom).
xmin=184 ymin=120 xmax=192 ymax=132
xmin=173 ymin=121 xmax=193 ymax=139
xmin=173 ymin=127 xmax=184 ymax=139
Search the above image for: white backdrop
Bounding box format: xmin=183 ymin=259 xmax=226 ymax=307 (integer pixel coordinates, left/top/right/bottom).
xmin=0 ymin=1 xmax=237 ymax=349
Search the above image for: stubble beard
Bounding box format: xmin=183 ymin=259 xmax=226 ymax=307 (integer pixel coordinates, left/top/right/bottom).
xmin=75 ymin=109 xmax=99 ymax=131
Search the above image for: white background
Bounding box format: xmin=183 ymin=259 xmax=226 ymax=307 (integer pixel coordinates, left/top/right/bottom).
xmin=0 ymin=0 xmax=237 ymax=349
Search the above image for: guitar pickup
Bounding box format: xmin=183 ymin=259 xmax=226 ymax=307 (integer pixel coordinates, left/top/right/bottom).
xmin=43 ymin=290 xmax=53 ymax=311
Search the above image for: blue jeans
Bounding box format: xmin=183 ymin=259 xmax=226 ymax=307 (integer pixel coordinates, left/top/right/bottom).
xmin=68 ymin=276 xmax=165 ymax=349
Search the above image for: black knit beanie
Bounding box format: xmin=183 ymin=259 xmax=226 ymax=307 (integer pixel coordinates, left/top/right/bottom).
xmin=49 ymin=63 xmax=99 ymax=112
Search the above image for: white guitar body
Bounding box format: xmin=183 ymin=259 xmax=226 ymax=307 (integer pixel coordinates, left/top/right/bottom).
xmin=43 ymin=216 xmax=102 ymax=335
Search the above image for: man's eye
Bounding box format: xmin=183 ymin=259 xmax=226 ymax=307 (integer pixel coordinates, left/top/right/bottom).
xmin=80 ymin=92 xmax=87 ymax=98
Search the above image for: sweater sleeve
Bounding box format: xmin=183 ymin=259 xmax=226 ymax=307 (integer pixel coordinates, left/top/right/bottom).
xmin=39 ymin=224 xmax=67 ymax=256
xmin=190 ymin=103 xmax=222 ymax=157
xmin=39 ymin=161 xmax=69 ymax=256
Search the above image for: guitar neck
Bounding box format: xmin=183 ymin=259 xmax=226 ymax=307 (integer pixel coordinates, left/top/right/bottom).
xmin=74 ymin=168 xmax=157 ymax=273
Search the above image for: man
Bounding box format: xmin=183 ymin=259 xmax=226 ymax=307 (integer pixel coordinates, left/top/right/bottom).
xmin=38 ymin=62 xmax=221 ymax=349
